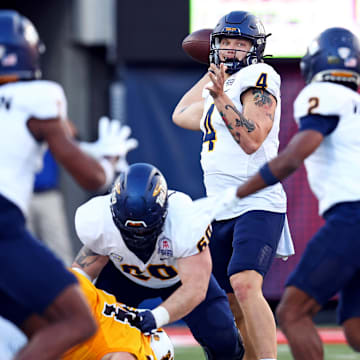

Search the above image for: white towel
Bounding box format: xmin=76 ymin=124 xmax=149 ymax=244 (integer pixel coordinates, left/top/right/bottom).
xmin=275 ymin=216 xmax=295 ymax=260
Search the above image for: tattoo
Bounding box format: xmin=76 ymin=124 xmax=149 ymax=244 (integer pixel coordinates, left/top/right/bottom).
xmin=234 ymin=131 xmax=241 ymax=144
xmin=74 ymin=247 xmax=100 ymax=269
xmin=225 ymin=104 xmax=255 ymax=133
xmin=179 ymin=106 xmax=189 ymax=114
xmin=266 ymin=112 xmax=274 ymax=121
xmin=252 ymin=89 xmax=273 ymax=108
xmin=220 ymin=111 xmax=233 ymax=130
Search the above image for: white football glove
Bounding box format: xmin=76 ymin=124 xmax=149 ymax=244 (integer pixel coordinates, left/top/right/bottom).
xmin=80 ymin=116 xmax=139 ymax=159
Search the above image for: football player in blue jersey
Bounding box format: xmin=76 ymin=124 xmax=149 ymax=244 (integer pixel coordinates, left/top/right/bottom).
xmin=0 ymin=10 xmax=131 ymax=359
xmin=227 ymin=27 xmax=360 ymax=359
xmin=173 ymin=11 xmax=293 ymax=360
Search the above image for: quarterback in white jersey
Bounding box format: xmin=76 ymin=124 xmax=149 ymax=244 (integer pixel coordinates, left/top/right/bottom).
xmin=231 ymin=27 xmax=360 ymax=358
xmin=73 ymin=163 xmax=245 ymax=360
xmin=0 ymin=10 xmax=134 ymax=359
xmin=200 ymin=62 xmax=287 ymax=219
xmin=173 ymin=11 xmax=293 ymax=360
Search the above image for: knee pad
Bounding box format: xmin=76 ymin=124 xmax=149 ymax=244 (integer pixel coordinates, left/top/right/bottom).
xmin=202 ymin=335 xmax=245 ymax=360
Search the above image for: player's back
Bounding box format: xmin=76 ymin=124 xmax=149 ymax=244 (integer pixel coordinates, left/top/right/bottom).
xmin=294 ymin=82 xmax=360 ymax=215
xmin=0 ymin=80 xmax=66 ymax=215
xmin=62 ymin=269 xmax=156 ymax=360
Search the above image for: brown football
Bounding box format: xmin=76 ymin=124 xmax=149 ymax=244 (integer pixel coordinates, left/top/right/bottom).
xmin=182 ymin=28 xmax=213 ymax=64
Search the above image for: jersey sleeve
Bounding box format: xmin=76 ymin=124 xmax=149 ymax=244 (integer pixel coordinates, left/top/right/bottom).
xmin=294 ymin=82 xmax=347 ymax=126
xmin=171 ymin=192 xmax=221 ymax=258
xmin=74 ymin=195 xmax=111 ymax=255
xmin=298 ymin=114 xmax=339 ymax=136
xmin=233 ymin=63 xmax=281 ymax=101
xmin=22 ymin=80 xmax=68 ymax=120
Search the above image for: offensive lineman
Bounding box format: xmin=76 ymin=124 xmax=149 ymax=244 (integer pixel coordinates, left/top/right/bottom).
xmin=172 ymin=11 xmax=293 ymax=360
xmin=0 ymin=10 xmax=128 ymax=359
xmin=73 ymin=162 xmax=245 ymax=360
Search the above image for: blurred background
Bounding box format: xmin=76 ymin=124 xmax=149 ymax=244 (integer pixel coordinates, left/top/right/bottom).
xmin=3 ymin=0 xmax=358 ymax=319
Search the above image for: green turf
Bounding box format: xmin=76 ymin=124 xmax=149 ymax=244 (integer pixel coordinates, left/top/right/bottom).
xmin=174 ymin=344 xmax=359 ymax=359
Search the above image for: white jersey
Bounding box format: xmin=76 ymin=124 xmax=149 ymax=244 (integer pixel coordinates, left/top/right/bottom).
xmin=75 ymin=191 xmax=215 ymax=289
xmin=200 ymin=63 xmax=287 ymax=220
xmin=0 ymin=80 xmax=67 ymax=215
xmin=294 ymin=82 xmax=360 ymax=215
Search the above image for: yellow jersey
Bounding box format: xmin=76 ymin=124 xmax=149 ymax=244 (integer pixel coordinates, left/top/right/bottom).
xmin=62 ymin=269 xmax=156 ymax=360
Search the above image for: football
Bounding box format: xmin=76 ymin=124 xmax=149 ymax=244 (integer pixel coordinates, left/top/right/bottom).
xmin=182 ymin=28 xmax=213 ymax=64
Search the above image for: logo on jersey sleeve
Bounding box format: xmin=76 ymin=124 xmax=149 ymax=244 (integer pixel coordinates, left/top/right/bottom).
xmin=110 ymin=252 xmax=124 ymax=263
xmin=158 ymin=237 xmax=173 ymax=258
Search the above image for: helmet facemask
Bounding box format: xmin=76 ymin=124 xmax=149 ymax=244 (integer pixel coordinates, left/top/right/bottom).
xmin=114 ymin=211 xmax=167 ymax=263
xmin=210 ymin=35 xmax=261 ymax=74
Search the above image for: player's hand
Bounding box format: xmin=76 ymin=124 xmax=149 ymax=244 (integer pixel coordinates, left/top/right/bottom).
xmin=206 ymin=63 xmax=227 ymax=99
xmin=125 ymin=309 xmax=157 ymax=335
xmin=79 ymin=116 xmax=139 ymax=158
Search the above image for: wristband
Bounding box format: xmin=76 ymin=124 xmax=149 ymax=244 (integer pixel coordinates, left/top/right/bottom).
xmin=152 ymin=306 xmax=170 ymax=328
xmin=259 ymin=163 xmax=280 ymax=186
xmin=71 ymin=267 xmax=93 ymax=281
xmin=99 ymin=158 xmax=115 ymax=191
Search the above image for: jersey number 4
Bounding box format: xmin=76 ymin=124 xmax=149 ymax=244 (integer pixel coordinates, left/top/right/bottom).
xmin=203 ymin=103 xmax=217 ymax=151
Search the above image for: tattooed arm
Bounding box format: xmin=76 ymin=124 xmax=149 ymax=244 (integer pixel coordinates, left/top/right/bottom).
xmin=72 ymin=246 xmax=109 ymax=281
xmin=207 ymin=63 xmax=277 ymax=154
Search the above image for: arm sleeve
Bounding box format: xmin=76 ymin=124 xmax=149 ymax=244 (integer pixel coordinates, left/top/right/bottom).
xmin=299 ymin=114 xmax=339 ymax=136
xmin=233 ymin=63 xmax=281 ymax=102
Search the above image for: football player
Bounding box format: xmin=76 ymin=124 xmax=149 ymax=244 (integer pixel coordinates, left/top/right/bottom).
xmin=227 ymin=27 xmax=360 ymax=359
xmin=0 ymin=268 xmax=175 ymax=360
xmin=73 ymin=162 xmax=245 ymax=360
xmin=0 ymin=10 xmax=131 ymax=359
xmin=172 ymin=11 xmax=294 ymax=360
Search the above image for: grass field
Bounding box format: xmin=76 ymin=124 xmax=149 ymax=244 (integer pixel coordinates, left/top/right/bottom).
xmin=174 ymin=344 xmax=359 ymax=359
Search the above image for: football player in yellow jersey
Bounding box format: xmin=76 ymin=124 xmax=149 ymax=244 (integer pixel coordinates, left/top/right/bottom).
xmin=62 ymin=268 xmax=174 ymax=360
xmin=0 ymin=267 xmax=174 ymax=360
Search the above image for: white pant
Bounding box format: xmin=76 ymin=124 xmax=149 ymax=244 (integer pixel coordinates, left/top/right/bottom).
xmin=0 ymin=316 xmax=27 ymax=359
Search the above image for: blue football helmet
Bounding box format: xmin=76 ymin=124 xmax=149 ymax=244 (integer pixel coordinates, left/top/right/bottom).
xmin=110 ymin=163 xmax=168 ymax=258
xmin=0 ymin=10 xmax=44 ymax=81
xmin=301 ymin=27 xmax=360 ymax=90
xmin=210 ymin=11 xmax=268 ymax=74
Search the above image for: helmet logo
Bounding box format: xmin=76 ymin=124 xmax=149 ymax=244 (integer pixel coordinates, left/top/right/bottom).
xmin=110 ymin=181 xmax=121 ymax=205
xmin=338 ymin=47 xmax=351 ymax=59
xmin=153 ymin=177 xmax=167 ymax=207
xmin=23 ymin=20 xmax=40 ymax=45
xmin=159 ymin=351 xmax=173 ymax=360
xmin=308 ymin=40 xmax=319 ymax=55
xmin=2 ymin=53 xmax=17 ymax=67
xmin=223 ymin=27 xmax=241 ymax=34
